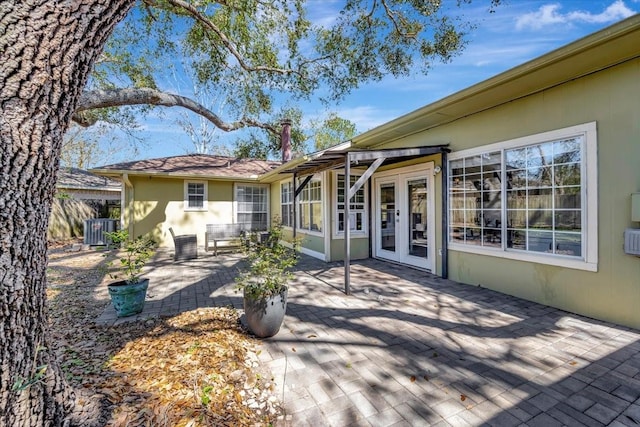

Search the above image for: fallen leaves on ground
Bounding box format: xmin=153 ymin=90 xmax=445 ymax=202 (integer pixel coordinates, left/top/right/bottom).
xmin=47 ymin=243 xmax=282 ymax=426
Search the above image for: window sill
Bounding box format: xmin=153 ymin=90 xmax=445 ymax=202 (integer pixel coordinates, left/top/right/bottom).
xmin=448 ymin=243 xmax=598 ymax=272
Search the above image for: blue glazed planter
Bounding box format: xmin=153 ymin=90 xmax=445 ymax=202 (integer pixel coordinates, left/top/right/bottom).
xmin=243 ymin=287 xmax=287 ymax=338
xmin=107 ymin=278 xmax=149 ymax=317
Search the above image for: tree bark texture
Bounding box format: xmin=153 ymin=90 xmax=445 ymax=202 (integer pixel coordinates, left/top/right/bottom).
xmin=0 ymin=1 xmax=134 ymax=425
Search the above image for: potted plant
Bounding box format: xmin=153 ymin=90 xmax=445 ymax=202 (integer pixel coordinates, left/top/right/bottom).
xmin=103 ymin=230 xmax=156 ymax=317
xmin=236 ymin=223 xmax=299 ymax=338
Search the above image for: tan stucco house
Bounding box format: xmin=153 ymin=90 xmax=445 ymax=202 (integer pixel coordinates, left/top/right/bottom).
xmin=91 ymin=154 xmax=280 ymax=246
xmin=93 ymin=15 xmax=640 ymax=329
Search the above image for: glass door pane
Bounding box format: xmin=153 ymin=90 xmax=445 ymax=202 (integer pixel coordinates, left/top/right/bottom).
xmin=408 ymin=178 xmax=428 ymax=258
xmin=380 ymin=183 xmax=396 ymax=252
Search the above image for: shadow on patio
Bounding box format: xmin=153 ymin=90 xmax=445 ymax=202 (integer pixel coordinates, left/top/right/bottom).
xmin=97 ymin=251 xmax=640 ymax=426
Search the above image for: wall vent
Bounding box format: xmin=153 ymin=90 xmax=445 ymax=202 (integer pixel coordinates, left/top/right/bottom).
xmin=624 ymin=228 xmax=640 ymax=256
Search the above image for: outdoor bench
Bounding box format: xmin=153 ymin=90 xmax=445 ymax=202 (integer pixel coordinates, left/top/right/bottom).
xmin=205 ymin=224 xmax=246 ymax=255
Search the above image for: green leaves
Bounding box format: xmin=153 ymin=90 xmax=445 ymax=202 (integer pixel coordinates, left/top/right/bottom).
xmin=84 ymin=0 xmax=503 ymax=144
xmin=103 ymin=230 xmax=156 ymax=284
xmin=235 ymin=222 xmax=300 ymax=300
xmin=311 ymin=113 xmax=357 ymax=151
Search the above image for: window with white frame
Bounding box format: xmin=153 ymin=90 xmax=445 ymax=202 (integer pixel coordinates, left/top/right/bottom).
xmin=336 ymin=173 xmax=367 ymax=235
xmin=298 ymin=177 xmax=322 ymax=233
xmin=235 ymin=184 xmax=268 ymax=230
xmin=280 ymin=181 xmax=293 ymax=227
xmin=448 ymin=123 xmax=597 ymax=270
xmin=184 ymin=181 xmax=207 ymax=211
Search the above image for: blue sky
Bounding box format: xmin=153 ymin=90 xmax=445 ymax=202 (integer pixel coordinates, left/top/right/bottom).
xmin=100 ymin=0 xmax=638 ymax=163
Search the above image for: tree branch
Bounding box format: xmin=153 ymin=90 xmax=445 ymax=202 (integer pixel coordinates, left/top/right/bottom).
xmin=380 ymin=0 xmax=419 ymax=39
xmin=162 ymin=0 xmax=299 ymax=76
xmin=73 ymin=88 xmax=278 ymax=134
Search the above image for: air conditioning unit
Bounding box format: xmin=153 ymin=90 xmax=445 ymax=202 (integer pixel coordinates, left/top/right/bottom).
xmin=624 ymin=228 xmax=640 ymax=256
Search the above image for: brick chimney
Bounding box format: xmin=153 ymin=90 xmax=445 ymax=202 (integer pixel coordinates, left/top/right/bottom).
xmin=281 ymin=119 xmax=292 ymax=162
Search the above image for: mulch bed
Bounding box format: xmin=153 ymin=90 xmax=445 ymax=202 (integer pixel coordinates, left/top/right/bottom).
xmin=46 ymin=241 xmax=283 ymax=426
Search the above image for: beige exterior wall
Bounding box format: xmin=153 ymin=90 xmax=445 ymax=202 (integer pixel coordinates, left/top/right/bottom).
xmin=123 ymin=176 xmax=251 ymax=248
xmin=372 ymin=58 xmax=640 ymax=328
xmin=269 ymin=181 xmax=281 ymax=226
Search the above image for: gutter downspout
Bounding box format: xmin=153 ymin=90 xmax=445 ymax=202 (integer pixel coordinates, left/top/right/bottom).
xmin=441 ymin=151 xmax=448 ymax=279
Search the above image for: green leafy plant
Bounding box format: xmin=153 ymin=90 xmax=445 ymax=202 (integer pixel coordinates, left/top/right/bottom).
xmin=235 ymin=222 xmax=300 ymax=300
xmin=200 ymin=385 xmax=214 ymax=406
xmin=103 ymin=230 xmax=156 ymax=284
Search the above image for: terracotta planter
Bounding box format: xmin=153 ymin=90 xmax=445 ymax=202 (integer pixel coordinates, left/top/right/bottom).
xmin=107 ymin=278 xmax=149 ymax=317
xmin=243 ymin=287 xmax=287 ymax=338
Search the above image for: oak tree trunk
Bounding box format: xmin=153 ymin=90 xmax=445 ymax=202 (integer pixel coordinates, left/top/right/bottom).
xmin=0 ymin=1 xmax=134 ymax=425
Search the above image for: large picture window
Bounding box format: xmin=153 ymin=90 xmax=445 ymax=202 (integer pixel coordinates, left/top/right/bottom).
xmin=235 ymin=184 xmax=268 ymax=230
xmin=448 ymin=123 xmax=597 ymax=271
xmin=336 ymin=173 xmax=367 ymax=235
xmin=505 ymin=139 xmax=582 ymax=256
xmin=184 ymin=181 xmax=207 ymax=211
xmin=298 ymin=178 xmax=322 ymax=233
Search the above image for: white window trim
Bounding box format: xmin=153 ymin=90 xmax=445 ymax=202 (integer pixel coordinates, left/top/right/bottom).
xmin=448 ymin=122 xmax=598 ymax=272
xmin=333 ymin=170 xmax=369 ymax=239
xmin=184 ymin=180 xmax=208 ymax=212
xmin=296 ymin=175 xmax=324 ymax=236
xmin=280 ymin=179 xmax=294 ymax=229
xmin=233 ymin=183 xmax=270 ymax=227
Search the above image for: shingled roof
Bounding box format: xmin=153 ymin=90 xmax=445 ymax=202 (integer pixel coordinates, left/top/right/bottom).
xmin=92 ymin=154 xmax=281 ymax=179
xmin=57 ymin=167 xmax=121 ymax=190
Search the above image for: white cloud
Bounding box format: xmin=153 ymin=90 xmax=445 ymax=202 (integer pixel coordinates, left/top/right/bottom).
xmin=568 ymin=0 xmax=636 ymax=23
xmin=515 ymin=0 xmax=636 ymax=30
xmin=516 ymin=3 xmax=566 ymax=30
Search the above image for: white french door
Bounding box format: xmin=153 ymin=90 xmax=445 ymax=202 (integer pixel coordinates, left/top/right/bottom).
xmin=374 ymin=165 xmax=435 ymax=270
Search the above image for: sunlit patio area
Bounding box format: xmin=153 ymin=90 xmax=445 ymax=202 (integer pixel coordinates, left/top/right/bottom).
xmin=97 ymin=251 xmax=640 ymax=426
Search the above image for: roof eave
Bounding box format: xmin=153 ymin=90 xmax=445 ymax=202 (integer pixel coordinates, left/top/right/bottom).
xmin=57 ymin=185 xmax=121 ymax=192
xmin=259 ymin=140 xmax=355 ymax=183
xmin=89 ymin=169 xmax=264 ymax=182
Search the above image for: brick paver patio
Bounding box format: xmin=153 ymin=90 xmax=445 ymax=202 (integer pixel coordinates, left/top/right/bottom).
xmin=97 ymin=250 xmax=640 ymax=426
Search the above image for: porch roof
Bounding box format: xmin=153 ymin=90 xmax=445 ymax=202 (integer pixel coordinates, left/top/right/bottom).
xmin=274 ymin=144 xmax=450 ymax=178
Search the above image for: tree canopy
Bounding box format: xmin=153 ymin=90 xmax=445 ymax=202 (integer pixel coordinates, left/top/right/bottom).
xmin=312 ymin=113 xmax=358 ymax=151
xmin=80 ymin=0 xmax=502 ymax=147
